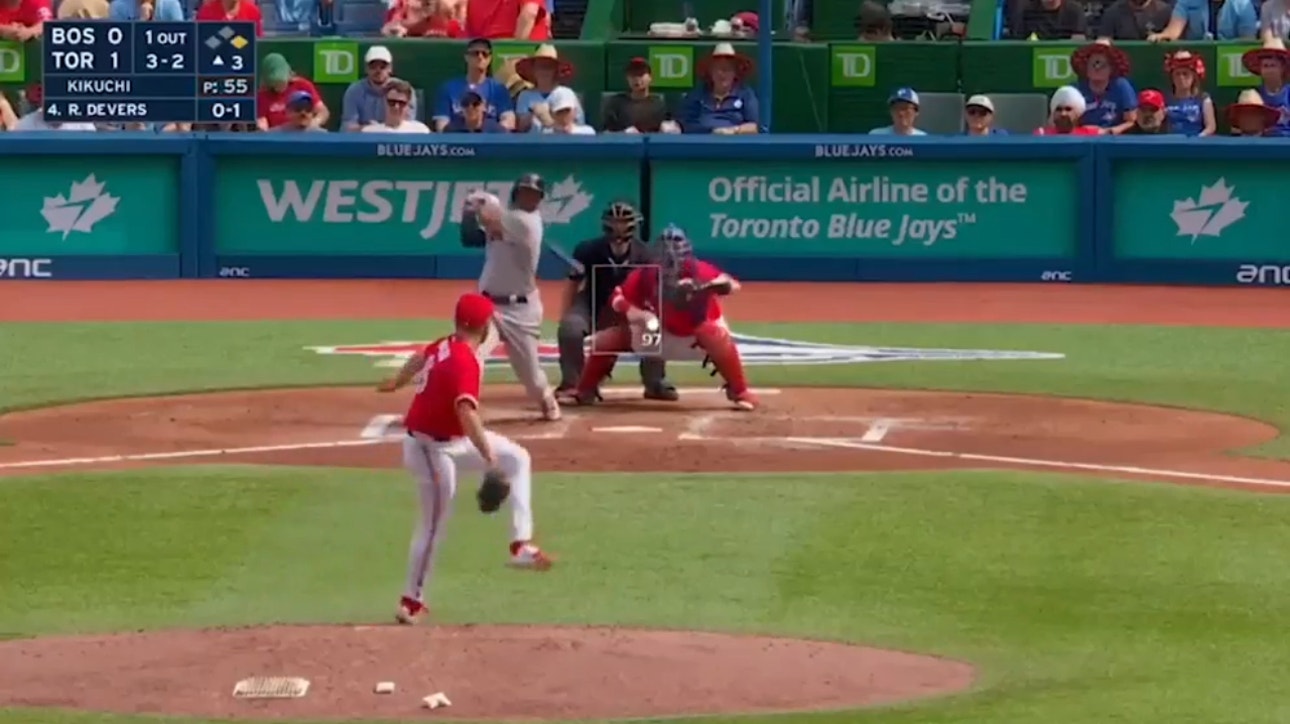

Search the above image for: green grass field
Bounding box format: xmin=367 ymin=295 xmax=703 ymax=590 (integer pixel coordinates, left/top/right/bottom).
xmin=3 ymin=319 xmax=1290 ymax=723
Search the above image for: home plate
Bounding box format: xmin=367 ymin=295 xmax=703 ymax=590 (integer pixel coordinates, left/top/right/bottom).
xmin=593 ymin=426 xmax=663 ymax=433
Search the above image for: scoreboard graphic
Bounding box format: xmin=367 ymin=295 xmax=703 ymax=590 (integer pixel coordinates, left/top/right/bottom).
xmin=42 ymin=21 xmax=258 ymax=124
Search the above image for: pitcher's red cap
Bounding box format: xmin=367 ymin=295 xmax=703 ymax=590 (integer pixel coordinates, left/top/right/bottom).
xmin=455 ymin=293 xmax=495 ymax=329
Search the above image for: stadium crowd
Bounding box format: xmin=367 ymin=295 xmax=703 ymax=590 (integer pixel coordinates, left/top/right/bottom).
xmin=0 ymin=0 xmax=1288 ymax=137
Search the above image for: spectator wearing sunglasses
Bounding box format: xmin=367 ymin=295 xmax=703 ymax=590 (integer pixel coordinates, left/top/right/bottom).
xmin=432 ymin=37 xmax=515 ymax=132
xmin=1035 ymin=85 xmax=1105 ymax=135
xmin=362 ymin=80 xmax=431 ymax=134
xmin=443 ymin=89 xmax=507 ymax=132
xmin=962 ymin=95 xmax=1007 ymax=135
xmin=342 ymin=46 xmax=420 ymax=131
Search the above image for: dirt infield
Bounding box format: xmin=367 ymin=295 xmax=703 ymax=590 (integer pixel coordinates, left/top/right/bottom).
xmin=0 ymin=625 xmax=975 ymax=720
xmin=3 ymin=385 xmax=1290 ymax=491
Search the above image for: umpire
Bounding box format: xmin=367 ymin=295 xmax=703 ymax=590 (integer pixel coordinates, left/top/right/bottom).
xmin=554 ymin=200 xmax=676 ymax=402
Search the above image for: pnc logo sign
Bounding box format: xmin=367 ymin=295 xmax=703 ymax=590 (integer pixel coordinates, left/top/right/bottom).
xmin=647 ymin=46 xmax=694 ymax=88
xmin=1031 ymin=47 xmax=1077 ymax=88
xmin=0 ymin=40 xmax=24 ymax=83
xmin=313 ymin=40 xmax=360 ymax=84
xmin=830 ymin=45 xmax=876 ymax=87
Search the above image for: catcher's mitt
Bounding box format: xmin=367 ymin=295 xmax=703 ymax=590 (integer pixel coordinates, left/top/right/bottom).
xmin=477 ymin=469 xmax=511 ymax=513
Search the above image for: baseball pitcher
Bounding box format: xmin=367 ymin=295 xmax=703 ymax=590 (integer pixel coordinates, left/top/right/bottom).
xmin=568 ymin=224 xmax=758 ymax=411
xmin=460 ymin=173 xmax=561 ymax=422
xmin=378 ymin=292 xmax=553 ymax=626
xmin=555 ymin=200 xmax=676 ymax=404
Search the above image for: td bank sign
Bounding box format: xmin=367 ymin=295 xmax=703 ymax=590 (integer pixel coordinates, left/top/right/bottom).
xmin=1031 ymin=46 xmax=1078 ymax=88
xmin=830 ymin=45 xmax=876 ymax=87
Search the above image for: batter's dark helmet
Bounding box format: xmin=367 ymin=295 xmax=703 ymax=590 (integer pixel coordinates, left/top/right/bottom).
xmin=511 ymin=173 xmax=547 ymax=201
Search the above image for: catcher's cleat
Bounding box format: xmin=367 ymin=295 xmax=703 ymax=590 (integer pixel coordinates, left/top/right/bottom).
xmin=508 ymin=541 xmax=554 ymax=571
xmin=395 ymin=596 xmax=428 ymax=625
xmin=643 ymin=384 xmax=680 ymax=402
xmin=725 ymin=386 xmax=758 ymax=411
xmin=567 ymin=389 xmax=603 ymax=406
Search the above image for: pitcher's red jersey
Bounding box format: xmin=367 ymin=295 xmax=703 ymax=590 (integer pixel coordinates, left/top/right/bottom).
xmin=403 ymin=335 xmax=483 ymax=439
xmin=615 ymin=259 xmax=724 ymax=337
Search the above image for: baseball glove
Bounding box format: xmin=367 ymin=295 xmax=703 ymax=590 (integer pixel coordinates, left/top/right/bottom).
xmin=477 ymin=469 xmax=511 ymax=513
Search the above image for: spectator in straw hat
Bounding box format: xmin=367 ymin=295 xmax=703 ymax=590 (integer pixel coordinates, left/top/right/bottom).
xmin=514 ymin=43 xmax=584 ymax=133
xmin=1241 ymin=38 xmax=1290 ymax=135
xmin=1227 ymin=89 xmax=1281 ymax=136
xmin=679 ymin=43 xmax=760 ymax=135
xmin=1071 ymin=39 xmax=1137 ymax=134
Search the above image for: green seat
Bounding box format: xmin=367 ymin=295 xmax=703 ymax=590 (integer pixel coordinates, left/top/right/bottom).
xmin=915 ymin=92 xmax=966 ymax=135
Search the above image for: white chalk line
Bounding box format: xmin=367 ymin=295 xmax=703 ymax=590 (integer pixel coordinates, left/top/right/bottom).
xmin=861 ymin=418 xmax=895 ymax=443
xmin=784 ymin=437 xmax=1290 ymax=490
xmin=4 ymin=433 xmax=1289 ymax=491
xmin=0 ymin=439 xmax=389 ymax=471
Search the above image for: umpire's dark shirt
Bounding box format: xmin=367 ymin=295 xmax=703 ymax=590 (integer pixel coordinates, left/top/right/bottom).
xmin=569 ymin=236 xmax=653 ymax=314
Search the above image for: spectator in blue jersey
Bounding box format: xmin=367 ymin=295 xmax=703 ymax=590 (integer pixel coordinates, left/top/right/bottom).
xmin=444 ymin=89 xmax=507 ymax=133
xmin=679 ymin=43 xmax=760 ymax=135
xmin=341 ymin=46 xmax=419 ymax=132
xmin=432 ymin=37 xmax=515 ymax=132
xmin=1071 ymin=40 xmax=1137 ymax=134
xmin=869 ymin=87 xmax=927 ymax=135
xmin=962 ymin=94 xmax=1007 ymax=135
xmin=1163 ymin=50 xmax=1215 ymax=136
xmin=1241 ymin=38 xmax=1290 ymax=136
xmin=513 ymin=44 xmax=583 ymax=132
xmin=107 ymin=0 xmax=184 ymax=21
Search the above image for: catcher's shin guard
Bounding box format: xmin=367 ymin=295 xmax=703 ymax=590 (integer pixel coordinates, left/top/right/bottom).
xmin=576 ymin=324 xmax=632 ymax=395
xmin=694 ymin=321 xmax=750 ymax=394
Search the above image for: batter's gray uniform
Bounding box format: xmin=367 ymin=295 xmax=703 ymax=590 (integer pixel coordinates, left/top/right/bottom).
xmin=471 ymin=193 xmax=554 ymax=409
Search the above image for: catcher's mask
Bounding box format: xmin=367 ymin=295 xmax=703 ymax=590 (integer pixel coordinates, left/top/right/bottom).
xmin=602 ymin=200 xmax=640 ymax=241
xmin=510 ymin=172 xmax=546 ymax=211
xmin=655 ymin=224 xmax=693 ymax=289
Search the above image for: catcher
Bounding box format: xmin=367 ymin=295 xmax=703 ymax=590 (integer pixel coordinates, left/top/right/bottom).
xmin=555 ymin=199 xmax=676 ymax=404
xmin=567 ymin=224 xmax=758 ymax=411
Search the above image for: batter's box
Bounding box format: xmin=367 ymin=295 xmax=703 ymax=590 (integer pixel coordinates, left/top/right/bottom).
xmin=683 ymin=415 xmax=971 ymax=444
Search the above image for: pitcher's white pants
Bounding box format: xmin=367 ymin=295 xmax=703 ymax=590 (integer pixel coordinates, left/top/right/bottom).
xmin=401 ymin=429 xmax=534 ymax=602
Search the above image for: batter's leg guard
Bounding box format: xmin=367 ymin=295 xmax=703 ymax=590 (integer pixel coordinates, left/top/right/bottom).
xmin=575 ymin=324 xmax=632 ymax=403
xmin=693 ymin=322 xmax=756 ymax=410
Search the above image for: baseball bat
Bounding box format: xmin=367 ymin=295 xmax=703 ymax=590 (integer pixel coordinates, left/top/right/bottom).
xmin=543 ymin=238 xmax=579 ymax=271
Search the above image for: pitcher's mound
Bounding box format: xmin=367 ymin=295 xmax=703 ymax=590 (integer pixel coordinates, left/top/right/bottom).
xmin=0 ymin=624 xmax=974 ymax=720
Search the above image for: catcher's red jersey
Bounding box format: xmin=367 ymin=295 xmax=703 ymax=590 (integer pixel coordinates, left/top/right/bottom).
xmin=615 ymin=259 xmax=723 ymax=337
xmin=403 ymin=335 xmax=483 ymax=439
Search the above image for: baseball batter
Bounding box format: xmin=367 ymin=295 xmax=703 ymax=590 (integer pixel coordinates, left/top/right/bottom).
xmin=378 ymin=292 xmax=553 ymax=626
xmin=460 ymin=173 xmax=561 ymax=422
xmin=569 ymin=225 xmax=758 ymax=411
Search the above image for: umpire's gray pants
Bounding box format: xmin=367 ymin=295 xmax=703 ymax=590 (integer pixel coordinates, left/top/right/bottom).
xmin=556 ymin=302 xmax=667 ymax=391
